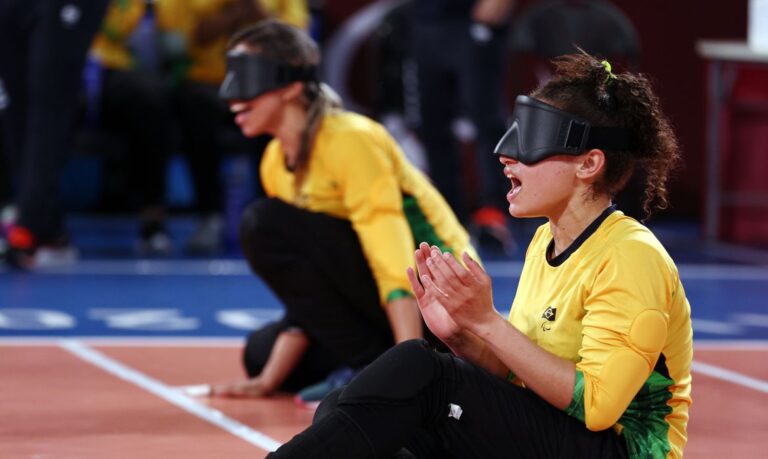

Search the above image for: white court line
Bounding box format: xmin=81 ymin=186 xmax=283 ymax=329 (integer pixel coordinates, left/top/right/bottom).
xmin=58 ymin=339 xmax=282 ymax=452
xmin=690 ymin=319 xmax=744 ymax=335
xmin=0 ymin=336 xmax=243 ymax=346
xmin=691 ymin=360 xmax=768 ymax=394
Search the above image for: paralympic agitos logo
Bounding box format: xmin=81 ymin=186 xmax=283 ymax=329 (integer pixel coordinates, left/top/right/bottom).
xmin=540 ymin=306 xmax=557 ymax=331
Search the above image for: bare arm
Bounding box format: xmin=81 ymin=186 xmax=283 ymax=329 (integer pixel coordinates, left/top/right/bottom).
xmin=385 ymin=296 xmax=423 ymax=343
xmin=469 ymin=314 xmax=575 ymax=409
xmin=211 ymin=328 xmax=309 ymax=398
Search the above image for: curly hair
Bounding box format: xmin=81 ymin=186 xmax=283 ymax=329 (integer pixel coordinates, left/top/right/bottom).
xmin=531 ymin=52 xmax=681 ymax=218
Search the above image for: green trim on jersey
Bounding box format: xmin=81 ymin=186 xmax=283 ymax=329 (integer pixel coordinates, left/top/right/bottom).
xmin=566 ymin=370 xmax=586 ymax=421
xmin=402 ymin=195 xmax=450 ymax=253
xmin=386 ymin=288 xmax=414 ymax=303
xmin=565 ymin=370 xmax=674 ymax=459
xmin=617 ymin=370 xmax=674 ymax=459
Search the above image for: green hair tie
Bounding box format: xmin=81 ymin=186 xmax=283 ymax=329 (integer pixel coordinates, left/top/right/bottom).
xmin=601 ymin=60 xmax=617 ymax=82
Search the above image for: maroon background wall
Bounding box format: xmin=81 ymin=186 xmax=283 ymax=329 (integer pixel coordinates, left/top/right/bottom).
xmin=322 ymin=0 xmax=749 ymax=220
xmin=612 ymin=1 xmax=747 ymax=218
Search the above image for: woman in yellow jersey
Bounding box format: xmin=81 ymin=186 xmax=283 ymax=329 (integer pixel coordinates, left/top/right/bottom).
xmin=209 ymin=20 xmax=477 ymax=405
xmin=269 ymin=53 xmax=692 ymax=458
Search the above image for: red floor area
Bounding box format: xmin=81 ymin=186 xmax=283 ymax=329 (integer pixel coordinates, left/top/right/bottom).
xmin=1 ymin=344 xmax=765 ymax=458
xmin=0 ymin=346 xmax=277 ymax=458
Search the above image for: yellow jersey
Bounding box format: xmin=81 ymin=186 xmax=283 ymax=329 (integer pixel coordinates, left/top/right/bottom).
xmin=260 ymin=110 xmax=477 ymax=305
xmin=509 ymin=208 xmax=692 ymax=459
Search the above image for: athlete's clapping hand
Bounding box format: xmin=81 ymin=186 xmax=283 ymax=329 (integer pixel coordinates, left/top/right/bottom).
xmin=407 ymin=242 xmax=497 ymax=341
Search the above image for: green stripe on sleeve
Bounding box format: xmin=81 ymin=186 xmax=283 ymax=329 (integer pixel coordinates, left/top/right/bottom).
xmin=386 ymin=289 xmax=413 ymax=303
xmin=402 ymin=195 xmax=449 ymax=252
xmin=565 ymin=370 xmax=586 ymax=422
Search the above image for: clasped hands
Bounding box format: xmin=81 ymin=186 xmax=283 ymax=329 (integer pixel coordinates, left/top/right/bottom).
xmin=406 ymin=242 xmax=497 ymax=343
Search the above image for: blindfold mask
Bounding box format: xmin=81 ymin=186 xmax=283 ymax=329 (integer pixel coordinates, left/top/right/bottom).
xmin=494 ymin=95 xmax=634 ymax=164
xmin=219 ymin=51 xmax=317 ymax=101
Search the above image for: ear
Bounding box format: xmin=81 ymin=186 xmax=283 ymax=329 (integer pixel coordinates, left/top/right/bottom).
xmin=576 ymin=149 xmax=606 ymax=182
xmin=281 ymin=82 xmax=305 ymax=102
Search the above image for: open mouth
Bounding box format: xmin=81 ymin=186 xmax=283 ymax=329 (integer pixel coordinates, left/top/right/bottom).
xmin=505 ymin=170 xmax=522 ymax=200
xmin=230 ymin=102 xmax=251 ymax=126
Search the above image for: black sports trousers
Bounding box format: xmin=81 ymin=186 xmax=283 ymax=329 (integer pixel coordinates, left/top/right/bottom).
xmin=269 ymin=339 xmax=629 ymax=458
xmin=238 ymin=197 xmax=396 ymax=390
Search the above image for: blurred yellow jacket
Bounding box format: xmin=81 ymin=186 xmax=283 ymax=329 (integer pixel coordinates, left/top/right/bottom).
xmin=91 ymin=0 xmax=309 ymax=83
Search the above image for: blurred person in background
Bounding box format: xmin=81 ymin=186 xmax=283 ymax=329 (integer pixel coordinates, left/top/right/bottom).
xmin=87 ymin=0 xmax=307 ymax=254
xmin=87 ymin=0 xmax=174 ymax=254
xmin=160 ymin=0 xmax=309 ymax=253
xmin=409 ymin=0 xmax=517 ymax=255
xmin=208 ymin=19 xmax=477 ymax=407
xmin=0 ymin=0 xmax=108 ymax=268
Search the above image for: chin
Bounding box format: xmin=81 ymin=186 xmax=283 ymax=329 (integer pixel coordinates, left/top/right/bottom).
xmin=241 ymin=126 xmax=260 ymax=138
xmin=508 ymin=205 xmax=537 ymax=219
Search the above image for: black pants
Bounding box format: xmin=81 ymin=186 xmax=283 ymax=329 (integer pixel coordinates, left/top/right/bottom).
xmin=270 ymin=340 xmax=629 ymax=459
xmin=0 ymin=0 xmax=108 ymax=241
xmin=173 ymin=81 xmax=230 ymax=214
xmin=411 ymin=20 xmax=509 ymax=222
xmin=99 ymin=69 xmax=172 ymax=211
xmin=239 ymin=198 xmax=395 ymax=390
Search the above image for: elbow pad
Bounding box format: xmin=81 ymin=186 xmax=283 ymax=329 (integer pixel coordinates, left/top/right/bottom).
xmin=584 ymin=309 xmax=668 ymax=431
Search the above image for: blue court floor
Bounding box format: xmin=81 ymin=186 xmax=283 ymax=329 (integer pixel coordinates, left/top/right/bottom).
xmin=1 ymin=215 xmax=767 ymax=343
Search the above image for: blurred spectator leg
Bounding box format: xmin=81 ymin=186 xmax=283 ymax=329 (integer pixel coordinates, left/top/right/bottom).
xmin=411 ymin=22 xmax=466 ymax=223
xmin=175 ymin=81 xmax=227 ymax=254
xmin=461 ymin=22 xmax=516 ymax=255
xmin=100 ymin=69 xmax=173 ymax=255
xmin=0 ymin=0 xmax=108 ymax=268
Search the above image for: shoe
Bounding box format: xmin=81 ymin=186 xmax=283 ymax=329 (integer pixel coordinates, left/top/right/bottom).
xmin=471 ymin=207 xmax=516 ymax=257
xmin=136 ymin=220 xmax=173 ymax=256
xmin=294 ymin=366 xmax=360 ymax=410
xmin=185 ymin=215 xmax=223 ymax=254
xmin=5 ymin=225 xmax=78 ymax=270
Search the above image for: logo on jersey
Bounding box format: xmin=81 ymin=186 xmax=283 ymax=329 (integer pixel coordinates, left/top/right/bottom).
xmin=540 ymin=306 xmax=557 ymax=331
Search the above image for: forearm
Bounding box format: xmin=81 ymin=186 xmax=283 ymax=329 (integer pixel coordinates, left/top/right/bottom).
xmin=443 ymin=329 xmax=508 ymax=378
xmin=471 ymin=315 xmax=575 ymax=409
xmin=385 ymin=297 xmax=423 ymax=343
xmin=258 ymin=328 xmax=310 ymax=391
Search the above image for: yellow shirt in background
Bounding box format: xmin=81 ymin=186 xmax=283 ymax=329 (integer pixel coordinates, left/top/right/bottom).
xmin=90 ymin=0 xmax=144 ymax=70
xmin=92 ymin=0 xmax=309 ymax=83
xmin=261 ymin=0 xmax=309 ymax=29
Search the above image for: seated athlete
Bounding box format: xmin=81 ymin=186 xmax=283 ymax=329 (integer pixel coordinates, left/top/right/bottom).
xmin=209 ymin=19 xmax=477 ymax=404
xmin=268 ymin=53 xmax=693 ymax=458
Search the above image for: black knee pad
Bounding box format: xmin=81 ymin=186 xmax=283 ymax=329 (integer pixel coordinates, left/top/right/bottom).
xmin=339 ymin=339 xmax=437 ymax=402
xmin=313 ymin=387 xmax=344 ymax=424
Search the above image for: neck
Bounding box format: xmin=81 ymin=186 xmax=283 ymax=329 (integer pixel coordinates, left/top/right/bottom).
xmin=548 ymin=194 xmax=612 ymax=257
xmin=275 ymin=102 xmax=309 ymax=166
